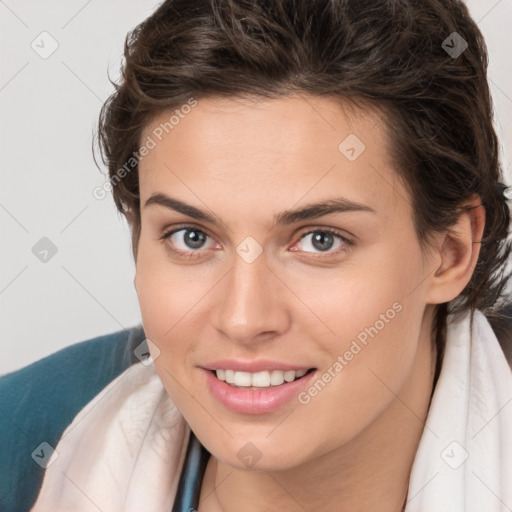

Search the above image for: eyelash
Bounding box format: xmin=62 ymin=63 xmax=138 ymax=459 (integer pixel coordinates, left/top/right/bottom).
xmin=159 ymin=224 xmax=353 ymax=260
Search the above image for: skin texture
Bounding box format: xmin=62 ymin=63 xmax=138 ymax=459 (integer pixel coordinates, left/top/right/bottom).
xmin=133 ymin=95 xmax=484 ymax=512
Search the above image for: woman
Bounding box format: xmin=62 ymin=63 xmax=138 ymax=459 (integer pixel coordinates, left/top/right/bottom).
xmin=1 ymin=0 xmax=511 ymax=511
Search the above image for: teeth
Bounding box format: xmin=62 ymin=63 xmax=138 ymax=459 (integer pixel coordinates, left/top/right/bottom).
xmin=283 ymin=370 xmax=296 ymax=382
xmin=233 ymin=371 xmax=252 ymax=387
xmin=270 ymin=370 xmax=284 ymax=386
xmin=214 ymin=368 xmax=310 ymax=388
xmin=252 ymin=371 xmax=271 ymax=387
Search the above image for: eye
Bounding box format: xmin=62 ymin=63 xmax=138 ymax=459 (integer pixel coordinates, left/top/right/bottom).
xmin=160 ymin=225 xmax=352 ymax=260
xmin=292 ymin=228 xmax=352 ymax=256
xmin=160 ymin=226 xmax=217 ymax=259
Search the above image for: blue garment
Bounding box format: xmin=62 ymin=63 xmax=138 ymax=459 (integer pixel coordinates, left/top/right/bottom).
xmin=0 ymin=327 xmax=210 ymax=512
xmin=172 ymin=430 xmax=210 ymax=512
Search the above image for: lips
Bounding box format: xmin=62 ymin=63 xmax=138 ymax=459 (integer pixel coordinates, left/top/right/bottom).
xmin=202 ymin=367 xmax=318 ymax=414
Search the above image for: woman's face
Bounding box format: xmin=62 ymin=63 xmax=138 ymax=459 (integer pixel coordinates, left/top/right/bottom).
xmin=134 ymin=95 xmax=438 ymax=470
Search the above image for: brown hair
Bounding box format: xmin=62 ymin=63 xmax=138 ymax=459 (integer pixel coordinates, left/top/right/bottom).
xmin=95 ymin=0 xmax=511 ymax=375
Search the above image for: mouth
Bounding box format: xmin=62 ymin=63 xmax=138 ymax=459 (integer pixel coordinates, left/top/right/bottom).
xmin=203 ymin=367 xmax=318 ymax=414
xmin=210 ymin=368 xmax=317 ymax=390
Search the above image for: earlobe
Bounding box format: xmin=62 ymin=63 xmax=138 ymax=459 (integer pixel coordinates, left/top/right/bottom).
xmin=426 ymin=198 xmax=485 ymax=304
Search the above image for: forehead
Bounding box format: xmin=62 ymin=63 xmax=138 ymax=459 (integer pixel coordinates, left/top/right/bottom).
xmin=138 ymin=95 xmax=406 ymax=226
xmin=140 ymin=94 xmax=387 ymax=162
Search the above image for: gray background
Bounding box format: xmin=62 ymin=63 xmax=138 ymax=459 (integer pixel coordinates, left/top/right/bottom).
xmin=1 ymin=0 xmax=511 ymax=374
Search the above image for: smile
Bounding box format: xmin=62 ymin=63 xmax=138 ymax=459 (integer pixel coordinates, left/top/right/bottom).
xmin=204 ymin=368 xmax=317 ymax=414
xmin=214 ymin=368 xmax=311 ymax=388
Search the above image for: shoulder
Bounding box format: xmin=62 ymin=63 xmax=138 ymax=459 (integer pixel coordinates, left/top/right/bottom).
xmin=0 ymin=325 xmax=146 ymax=512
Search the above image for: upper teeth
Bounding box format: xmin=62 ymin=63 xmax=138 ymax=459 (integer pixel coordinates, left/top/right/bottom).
xmin=215 ymin=369 xmax=308 ymax=388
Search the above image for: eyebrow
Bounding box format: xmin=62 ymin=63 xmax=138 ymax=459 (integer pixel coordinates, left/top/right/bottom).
xmin=144 ymin=192 xmax=375 ymax=226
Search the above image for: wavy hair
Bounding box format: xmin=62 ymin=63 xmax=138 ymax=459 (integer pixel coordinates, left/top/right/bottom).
xmin=95 ymin=0 xmax=512 ymax=377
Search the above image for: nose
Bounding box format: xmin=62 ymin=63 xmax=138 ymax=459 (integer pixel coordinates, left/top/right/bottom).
xmin=212 ymin=253 xmax=291 ymax=345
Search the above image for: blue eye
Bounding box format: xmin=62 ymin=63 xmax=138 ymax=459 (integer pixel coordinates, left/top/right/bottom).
xmin=295 ymin=229 xmax=351 ymax=255
xmin=161 ymin=227 xmax=214 ymax=259
xmin=160 ymin=225 xmax=352 ymax=260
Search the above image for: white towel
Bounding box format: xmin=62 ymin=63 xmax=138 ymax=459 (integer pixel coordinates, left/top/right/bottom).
xmin=30 ymin=358 xmax=190 ymax=511
xmin=406 ymin=310 xmax=512 ymax=511
xmin=31 ymin=310 xmax=512 ymax=511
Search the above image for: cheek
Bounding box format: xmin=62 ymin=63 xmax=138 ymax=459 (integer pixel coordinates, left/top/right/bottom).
xmin=134 ymin=240 xmax=189 ymax=347
xmin=287 ymin=293 xmax=424 ymax=456
xmin=289 ymin=234 xmax=425 ymax=348
xmin=288 ymin=244 xmax=426 ymax=413
xmin=134 ymin=238 xmax=214 ymax=369
xmin=134 ymin=246 xmax=204 ymax=410
xmin=135 ymin=233 xmax=190 ymax=318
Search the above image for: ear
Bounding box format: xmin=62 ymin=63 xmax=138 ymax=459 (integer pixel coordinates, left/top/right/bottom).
xmin=425 ymin=195 xmax=485 ymax=304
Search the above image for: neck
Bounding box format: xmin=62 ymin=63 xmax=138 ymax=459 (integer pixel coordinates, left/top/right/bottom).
xmin=198 ymin=313 xmax=438 ymax=512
